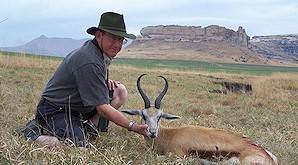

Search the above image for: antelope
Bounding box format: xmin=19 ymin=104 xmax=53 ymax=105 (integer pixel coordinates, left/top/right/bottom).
xmin=122 ymin=74 xmax=278 ymax=165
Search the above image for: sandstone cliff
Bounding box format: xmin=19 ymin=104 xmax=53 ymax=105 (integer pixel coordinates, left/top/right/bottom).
xmin=250 ymin=35 xmax=298 ymax=61
xmin=121 ymin=25 xmax=263 ymax=64
xmin=140 ymin=25 xmax=249 ymax=47
xmin=120 ymin=25 xmax=297 ymax=65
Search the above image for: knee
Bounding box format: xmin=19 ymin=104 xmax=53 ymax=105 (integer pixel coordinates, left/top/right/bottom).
xmin=114 ymin=83 xmax=128 ymax=101
xmin=111 ymin=83 xmax=128 ymax=108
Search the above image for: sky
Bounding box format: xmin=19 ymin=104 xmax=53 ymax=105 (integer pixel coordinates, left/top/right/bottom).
xmin=0 ymin=0 xmax=297 ymax=47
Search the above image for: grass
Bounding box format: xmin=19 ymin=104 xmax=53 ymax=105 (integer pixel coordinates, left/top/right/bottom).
xmin=0 ymin=52 xmax=297 ymax=164
xmin=1 ymin=50 xmax=297 ymax=75
xmin=113 ymin=58 xmax=298 ymax=75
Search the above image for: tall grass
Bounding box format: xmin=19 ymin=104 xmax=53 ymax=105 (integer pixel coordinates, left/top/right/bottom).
xmin=0 ymin=52 xmax=297 ymax=164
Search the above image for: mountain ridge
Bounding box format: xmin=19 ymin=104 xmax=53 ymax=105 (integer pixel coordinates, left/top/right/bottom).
xmin=120 ymin=25 xmax=297 ymax=65
xmin=0 ymin=35 xmax=89 ymax=57
xmin=1 ymin=25 xmax=297 ymax=66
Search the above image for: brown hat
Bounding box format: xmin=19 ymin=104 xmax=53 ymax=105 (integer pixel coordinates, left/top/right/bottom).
xmin=86 ymin=12 xmax=136 ymax=39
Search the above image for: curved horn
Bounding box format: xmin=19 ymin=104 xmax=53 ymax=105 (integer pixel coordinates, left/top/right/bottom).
xmin=155 ymin=76 xmax=169 ymax=109
xmin=137 ymin=74 xmax=151 ymax=109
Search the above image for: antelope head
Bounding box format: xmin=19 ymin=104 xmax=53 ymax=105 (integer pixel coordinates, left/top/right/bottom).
xmin=122 ymin=74 xmax=180 ymax=138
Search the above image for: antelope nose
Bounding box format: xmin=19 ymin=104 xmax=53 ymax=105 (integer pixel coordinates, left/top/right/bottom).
xmin=150 ymin=134 xmax=156 ymax=138
xmin=149 ymin=130 xmax=156 ymax=136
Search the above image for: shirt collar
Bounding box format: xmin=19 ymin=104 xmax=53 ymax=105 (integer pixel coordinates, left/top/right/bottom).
xmin=103 ymin=53 xmax=112 ymax=66
xmin=92 ymin=38 xmax=112 ymax=66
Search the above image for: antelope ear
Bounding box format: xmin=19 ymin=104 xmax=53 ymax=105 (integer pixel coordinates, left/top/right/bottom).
xmin=161 ymin=113 xmax=180 ymax=120
xmin=121 ymin=109 xmax=143 ymax=116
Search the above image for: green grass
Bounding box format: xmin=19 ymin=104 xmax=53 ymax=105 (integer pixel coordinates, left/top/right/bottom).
xmin=2 ymin=50 xmax=297 ymax=75
xmin=113 ymin=58 xmax=298 ymax=75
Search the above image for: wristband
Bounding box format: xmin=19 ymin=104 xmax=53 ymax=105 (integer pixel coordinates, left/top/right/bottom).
xmin=128 ymin=121 xmax=135 ymax=131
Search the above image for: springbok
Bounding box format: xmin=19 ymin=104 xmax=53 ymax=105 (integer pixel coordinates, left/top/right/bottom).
xmin=122 ymin=74 xmax=278 ymax=165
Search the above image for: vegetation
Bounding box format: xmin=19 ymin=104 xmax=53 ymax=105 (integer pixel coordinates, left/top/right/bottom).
xmin=113 ymin=58 xmax=298 ymax=75
xmin=0 ymin=52 xmax=297 ymax=164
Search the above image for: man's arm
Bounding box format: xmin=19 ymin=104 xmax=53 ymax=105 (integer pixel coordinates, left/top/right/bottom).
xmin=96 ymin=104 xmax=148 ymax=136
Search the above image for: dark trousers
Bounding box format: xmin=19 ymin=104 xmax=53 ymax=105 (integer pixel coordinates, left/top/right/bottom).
xmin=35 ymin=98 xmax=96 ymax=146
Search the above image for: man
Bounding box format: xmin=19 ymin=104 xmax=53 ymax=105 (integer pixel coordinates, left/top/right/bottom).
xmin=21 ymin=12 xmax=148 ymax=147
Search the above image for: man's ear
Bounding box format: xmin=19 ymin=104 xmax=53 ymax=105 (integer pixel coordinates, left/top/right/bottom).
xmin=95 ymin=30 xmax=100 ymax=36
xmin=121 ymin=109 xmax=143 ymax=116
xmin=161 ymin=112 xmax=180 ymax=120
xmin=95 ymin=30 xmax=103 ymax=39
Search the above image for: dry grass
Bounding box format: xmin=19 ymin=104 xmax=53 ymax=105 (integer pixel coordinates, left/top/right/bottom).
xmin=0 ymin=53 xmax=60 ymax=69
xmin=0 ymin=53 xmax=297 ymax=164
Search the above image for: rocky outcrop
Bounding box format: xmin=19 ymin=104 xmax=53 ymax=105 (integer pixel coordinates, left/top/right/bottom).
xmin=122 ymin=25 xmax=263 ymax=64
xmin=250 ymin=35 xmax=298 ymax=61
xmin=140 ymin=25 xmax=249 ymax=47
xmin=123 ymin=25 xmax=297 ymax=64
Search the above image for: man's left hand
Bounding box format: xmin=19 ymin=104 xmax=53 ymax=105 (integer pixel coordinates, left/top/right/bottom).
xmin=107 ymin=79 xmax=120 ymax=91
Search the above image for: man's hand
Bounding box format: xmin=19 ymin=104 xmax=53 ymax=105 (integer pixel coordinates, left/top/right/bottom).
xmin=97 ymin=104 xmax=147 ymax=136
xmin=107 ymin=79 xmax=120 ymax=91
xmin=131 ymin=123 xmax=148 ymax=136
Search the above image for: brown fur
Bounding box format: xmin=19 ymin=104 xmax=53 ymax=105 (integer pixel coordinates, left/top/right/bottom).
xmin=145 ymin=125 xmax=277 ymax=164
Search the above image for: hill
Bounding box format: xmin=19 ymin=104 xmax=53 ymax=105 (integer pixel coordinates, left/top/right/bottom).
xmin=1 ymin=25 xmax=297 ymax=66
xmin=120 ymin=25 xmax=298 ymax=66
xmin=0 ymin=35 xmax=89 ymax=57
xmin=250 ymin=35 xmax=298 ymax=61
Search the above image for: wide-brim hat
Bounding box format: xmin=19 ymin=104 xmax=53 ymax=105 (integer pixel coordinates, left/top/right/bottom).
xmin=87 ymin=12 xmax=136 ymax=39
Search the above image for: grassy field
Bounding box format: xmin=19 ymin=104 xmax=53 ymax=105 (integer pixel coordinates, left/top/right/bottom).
xmin=113 ymin=58 xmax=298 ymax=75
xmin=0 ymin=52 xmax=297 ymax=164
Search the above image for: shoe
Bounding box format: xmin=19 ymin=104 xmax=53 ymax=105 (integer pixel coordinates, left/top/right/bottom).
xmin=20 ymin=119 xmax=42 ymax=141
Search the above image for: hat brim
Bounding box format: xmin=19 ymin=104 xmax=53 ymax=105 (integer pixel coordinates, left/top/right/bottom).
xmin=86 ymin=27 xmax=136 ymax=39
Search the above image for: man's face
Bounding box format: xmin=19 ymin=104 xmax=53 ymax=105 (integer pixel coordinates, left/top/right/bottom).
xmin=96 ymin=31 xmax=127 ymax=58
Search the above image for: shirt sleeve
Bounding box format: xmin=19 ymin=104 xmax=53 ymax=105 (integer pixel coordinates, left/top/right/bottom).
xmin=73 ymin=63 xmax=109 ymax=106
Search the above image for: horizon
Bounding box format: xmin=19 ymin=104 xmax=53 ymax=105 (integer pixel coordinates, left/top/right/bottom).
xmin=2 ymin=26 xmax=298 ymax=48
xmin=1 ymin=0 xmax=297 ymax=47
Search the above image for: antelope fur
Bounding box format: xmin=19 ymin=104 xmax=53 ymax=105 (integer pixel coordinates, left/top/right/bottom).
xmin=147 ymin=126 xmax=277 ymax=164
xmin=122 ymin=74 xmax=278 ymax=164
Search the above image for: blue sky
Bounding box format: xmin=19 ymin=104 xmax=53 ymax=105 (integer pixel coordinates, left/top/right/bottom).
xmin=0 ymin=0 xmax=297 ymax=47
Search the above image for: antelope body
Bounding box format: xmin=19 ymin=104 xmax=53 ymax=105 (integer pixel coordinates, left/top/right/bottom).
xmin=146 ymin=126 xmax=277 ymax=164
xmin=123 ymin=74 xmax=278 ymax=164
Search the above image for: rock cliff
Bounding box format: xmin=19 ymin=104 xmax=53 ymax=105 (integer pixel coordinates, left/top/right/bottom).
xmin=140 ymin=25 xmax=249 ymax=47
xmin=250 ymin=35 xmax=298 ymax=61
xmin=122 ymin=25 xmax=263 ymax=64
xmin=121 ymin=25 xmax=297 ymax=65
